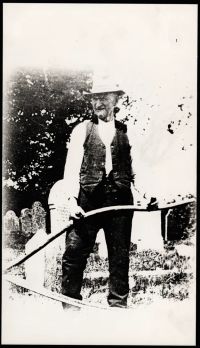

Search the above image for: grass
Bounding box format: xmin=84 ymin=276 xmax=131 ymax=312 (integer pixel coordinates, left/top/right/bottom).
xmin=4 ymin=202 xmax=195 ymax=307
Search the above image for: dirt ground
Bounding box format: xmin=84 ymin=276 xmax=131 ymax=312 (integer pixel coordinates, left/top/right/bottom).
xmin=2 ymin=278 xmax=196 ymax=345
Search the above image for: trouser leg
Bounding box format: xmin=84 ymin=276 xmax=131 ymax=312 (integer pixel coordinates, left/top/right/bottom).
xmin=62 ymin=188 xmax=100 ymax=301
xmin=62 ymin=220 xmax=98 ymax=300
xmin=103 ymin=210 xmax=133 ymax=308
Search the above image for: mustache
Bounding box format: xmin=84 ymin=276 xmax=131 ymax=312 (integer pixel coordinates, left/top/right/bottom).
xmin=94 ymin=106 xmax=105 ymax=110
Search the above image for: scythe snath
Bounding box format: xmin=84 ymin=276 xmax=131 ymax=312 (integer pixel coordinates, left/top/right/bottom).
xmin=3 ymin=199 xmax=195 ymax=309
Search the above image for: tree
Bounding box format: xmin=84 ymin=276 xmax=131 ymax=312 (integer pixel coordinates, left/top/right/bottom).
xmin=3 ymin=68 xmax=93 ymax=214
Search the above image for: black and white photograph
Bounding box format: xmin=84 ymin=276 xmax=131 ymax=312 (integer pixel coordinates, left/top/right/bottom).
xmin=2 ymin=3 xmax=197 ymax=345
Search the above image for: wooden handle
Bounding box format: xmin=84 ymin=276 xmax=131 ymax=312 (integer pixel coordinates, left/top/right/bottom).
xmin=3 ymin=199 xmax=195 ymax=273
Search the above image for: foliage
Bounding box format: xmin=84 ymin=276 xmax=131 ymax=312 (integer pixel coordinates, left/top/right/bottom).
xmin=3 ymin=68 xmax=93 ymax=213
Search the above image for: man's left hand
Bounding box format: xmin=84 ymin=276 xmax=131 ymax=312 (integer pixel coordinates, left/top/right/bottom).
xmin=147 ymin=197 xmax=159 ymax=211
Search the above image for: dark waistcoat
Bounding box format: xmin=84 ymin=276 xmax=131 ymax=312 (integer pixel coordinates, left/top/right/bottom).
xmin=80 ymin=118 xmax=134 ymax=194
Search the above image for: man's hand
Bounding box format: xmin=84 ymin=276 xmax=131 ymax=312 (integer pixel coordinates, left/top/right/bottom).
xmin=147 ymin=197 xmax=159 ymax=211
xmin=68 ymin=197 xmax=85 ymax=220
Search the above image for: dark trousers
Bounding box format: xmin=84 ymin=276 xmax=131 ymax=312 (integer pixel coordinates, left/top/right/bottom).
xmin=62 ymin=176 xmax=133 ymax=307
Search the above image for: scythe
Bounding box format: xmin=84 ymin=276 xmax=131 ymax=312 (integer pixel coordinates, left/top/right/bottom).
xmin=3 ymin=198 xmax=195 ymax=309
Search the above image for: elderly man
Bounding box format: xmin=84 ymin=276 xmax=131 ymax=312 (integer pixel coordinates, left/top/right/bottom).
xmin=62 ymin=80 xmax=135 ymax=308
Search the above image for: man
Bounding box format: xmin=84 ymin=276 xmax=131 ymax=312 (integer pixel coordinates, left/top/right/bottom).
xmin=62 ymin=79 xmax=135 ymax=308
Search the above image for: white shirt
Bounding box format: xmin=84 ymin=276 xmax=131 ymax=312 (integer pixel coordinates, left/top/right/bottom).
xmin=98 ymin=118 xmax=115 ymax=175
xmin=63 ymin=119 xmax=134 ymax=199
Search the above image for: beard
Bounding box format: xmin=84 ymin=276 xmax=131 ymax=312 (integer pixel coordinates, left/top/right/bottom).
xmin=94 ymin=108 xmax=114 ymax=122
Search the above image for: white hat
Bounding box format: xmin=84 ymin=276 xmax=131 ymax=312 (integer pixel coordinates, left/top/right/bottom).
xmin=83 ymin=75 xmax=125 ymax=96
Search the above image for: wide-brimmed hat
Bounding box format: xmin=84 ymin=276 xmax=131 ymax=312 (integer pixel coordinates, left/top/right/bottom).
xmin=83 ymin=76 xmax=125 ymax=97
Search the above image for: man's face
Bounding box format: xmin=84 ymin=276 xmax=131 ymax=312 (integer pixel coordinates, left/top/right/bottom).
xmin=91 ymin=93 xmax=119 ymax=122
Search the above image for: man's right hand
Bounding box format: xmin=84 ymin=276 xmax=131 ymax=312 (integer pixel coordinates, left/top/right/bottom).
xmin=67 ymin=197 xmax=85 ymax=220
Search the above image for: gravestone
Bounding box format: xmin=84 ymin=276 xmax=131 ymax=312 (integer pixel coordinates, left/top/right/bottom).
xmin=20 ymin=208 xmax=32 ymax=238
xmin=25 ymin=228 xmax=47 ymax=288
xmin=131 ymin=211 xmax=164 ymax=252
xmin=23 ymin=202 xmax=47 ymax=287
xmin=45 ymin=180 xmax=71 ymax=291
xmin=31 ymin=201 xmax=46 ymax=234
xmin=3 ymin=210 xmax=20 ymax=249
xmin=4 ymin=210 xmax=19 ymax=234
xmin=161 ymin=202 xmax=196 ymax=241
xmin=3 ymin=210 xmax=20 ymax=270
